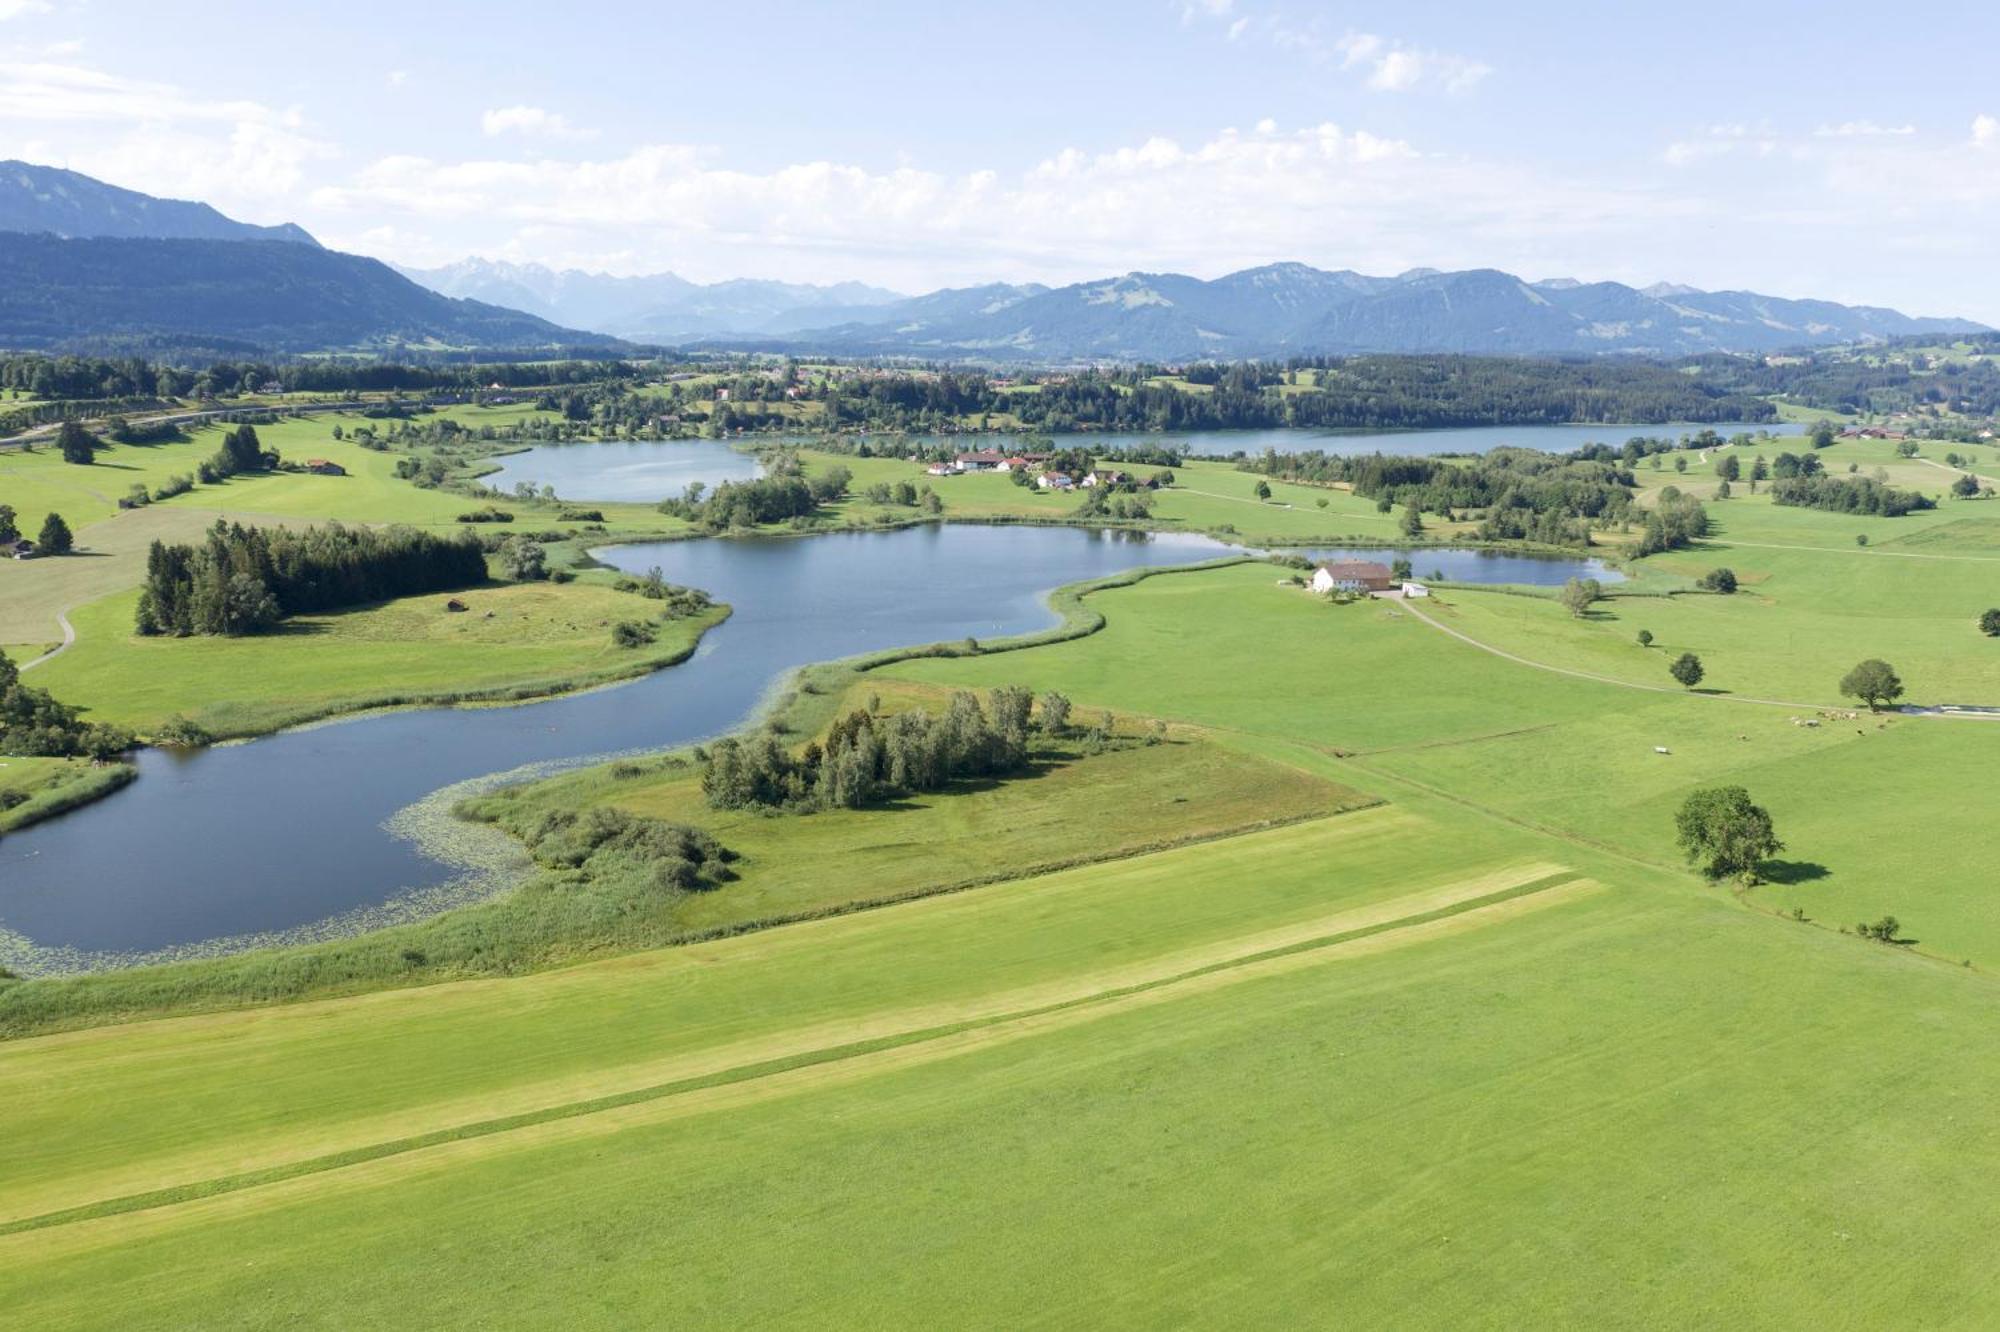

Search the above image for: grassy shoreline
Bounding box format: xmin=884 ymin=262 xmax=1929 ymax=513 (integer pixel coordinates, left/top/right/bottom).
xmin=0 ymin=555 xmax=1267 ymax=1038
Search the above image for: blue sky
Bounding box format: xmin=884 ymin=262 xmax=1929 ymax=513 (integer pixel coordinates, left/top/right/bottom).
xmin=4 ymin=0 xmax=1999 ymax=318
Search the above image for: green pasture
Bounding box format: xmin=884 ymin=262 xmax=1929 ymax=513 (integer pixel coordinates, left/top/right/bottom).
xmin=32 ymin=583 xmax=726 ymax=739
xmin=801 ymin=451 xmax=1452 ymax=542
xmin=7 ymin=799 xmax=2000 ymax=1324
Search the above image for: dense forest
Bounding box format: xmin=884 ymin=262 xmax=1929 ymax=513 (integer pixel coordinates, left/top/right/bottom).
xmin=137 ymin=521 xmax=489 ymax=636
xmin=1686 ymin=341 xmax=2000 ymax=420
xmin=0 ymin=353 xmax=643 ymax=401
xmin=693 ymin=355 xmax=1778 ymax=433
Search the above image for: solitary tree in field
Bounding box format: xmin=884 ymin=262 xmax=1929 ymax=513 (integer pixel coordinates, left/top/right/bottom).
xmin=1697 ymin=567 xmax=1738 ymax=594
xmin=1399 ymin=503 xmax=1423 ymax=538
xmin=1253 ymin=480 xmax=1271 ymax=501
xmin=1636 ymin=628 xmax=1654 ymax=648
xmin=1675 ymin=785 xmax=1783 ymax=882
xmin=1839 ymin=658 xmax=1903 ymax=711
xmin=1669 ymin=652 xmax=1704 ymax=690
xmin=37 ymin=510 xmax=73 ymax=554
xmin=1809 ymin=419 xmax=1838 ymax=449
xmin=56 ymin=420 xmax=97 ymax=465
xmin=1981 ymin=608 xmax=2000 ymax=637
xmin=1953 ymin=472 xmax=1981 ymax=498
xmin=1715 ymin=454 xmax=1741 ymax=482
xmin=0 ymin=503 xmax=17 ymax=544
xmin=1558 ymin=577 xmax=1602 ymax=618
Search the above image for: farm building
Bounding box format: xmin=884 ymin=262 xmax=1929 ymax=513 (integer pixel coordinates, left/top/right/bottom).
xmin=1081 ymin=469 xmax=1130 ymax=488
xmin=1311 ymin=561 xmax=1395 ymax=595
xmin=953 ymin=450 xmax=1008 ymax=472
xmin=1037 ymin=472 xmax=1075 ymax=491
xmin=8 ymin=538 xmax=35 ymax=560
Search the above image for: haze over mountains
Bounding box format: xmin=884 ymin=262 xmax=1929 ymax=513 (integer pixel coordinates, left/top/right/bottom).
xmin=0 ymin=161 xmax=1985 ymax=359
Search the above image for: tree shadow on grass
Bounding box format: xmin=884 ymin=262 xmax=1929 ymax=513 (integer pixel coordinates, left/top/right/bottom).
xmin=1689 ymin=686 xmax=1733 ymax=696
xmin=1758 ymin=859 xmax=1830 ymax=886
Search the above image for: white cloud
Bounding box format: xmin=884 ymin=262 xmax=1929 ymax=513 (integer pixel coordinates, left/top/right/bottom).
xmin=0 ymin=0 xmax=54 ymax=19
xmin=316 ymin=120 xmax=1674 ymax=290
xmin=1663 ymin=122 xmax=1781 ymax=166
xmin=0 ymin=59 xmax=332 ymax=207
xmin=481 ymin=105 xmax=595 ymax=140
xmin=385 ymin=69 xmax=409 ymax=88
xmin=1184 ymin=7 xmax=1490 ymax=94
xmin=1975 ymin=114 xmax=1998 ymax=147
xmin=1814 ymin=121 xmax=1916 ymax=138
xmin=1178 ymin=0 xmax=1234 ymax=22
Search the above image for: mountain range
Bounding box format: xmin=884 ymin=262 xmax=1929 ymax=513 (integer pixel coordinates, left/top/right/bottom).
xmin=0 ymin=161 xmax=1985 ymax=359
xmin=719 ymin=263 xmax=1987 ymax=361
xmin=0 ymin=160 xmax=321 ymax=247
xmin=394 ymin=258 xmax=909 ymax=342
xmin=0 ymin=163 xmax=611 ymax=353
xmin=396 ymin=258 xmax=1985 ymax=360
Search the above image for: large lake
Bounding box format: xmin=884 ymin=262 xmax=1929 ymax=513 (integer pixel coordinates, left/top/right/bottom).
xmin=840 ymin=421 xmax=1803 ymax=461
xmin=486 ymin=422 xmax=1803 ymax=506
xmin=0 ymin=528 xmax=1617 ymax=973
xmin=486 ymin=439 xmax=761 ymax=502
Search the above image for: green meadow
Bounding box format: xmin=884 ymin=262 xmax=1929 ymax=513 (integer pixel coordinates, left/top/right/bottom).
xmin=7 ymin=414 xmax=2000 ymax=1323
xmin=29 ymin=582 xmax=728 ymax=739
xmin=803 ymin=449 xmax=1459 ymax=543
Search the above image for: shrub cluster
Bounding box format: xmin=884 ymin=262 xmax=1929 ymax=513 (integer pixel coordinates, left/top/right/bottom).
xmin=1633 ymin=488 xmax=1711 ymax=556
xmin=0 ymin=650 xmax=132 ymax=758
xmin=1770 ymin=473 xmax=1934 ymax=517
xmin=195 ymin=424 xmax=279 ymax=485
xmin=522 ymin=806 xmax=730 ymax=893
xmin=704 ymin=687 xmax=1034 ymax=813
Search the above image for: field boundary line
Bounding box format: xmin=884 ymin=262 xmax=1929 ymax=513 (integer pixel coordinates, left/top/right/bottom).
xmin=0 ymin=870 xmax=1597 ymax=1243
xmin=1400 ymin=596 xmax=1823 ymax=710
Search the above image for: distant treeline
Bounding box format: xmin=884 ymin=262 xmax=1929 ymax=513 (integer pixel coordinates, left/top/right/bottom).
xmin=0 ymin=353 xmax=648 ymax=403
xmin=683 ymin=355 xmax=1776 ymax=433
xmin=1687 ymin=345 xmax=2000 ymax=420
xmin=137 ymin=521 xmax=488 ymax=636
xmin=1244 ymin=447 xmax=1643 ymax=547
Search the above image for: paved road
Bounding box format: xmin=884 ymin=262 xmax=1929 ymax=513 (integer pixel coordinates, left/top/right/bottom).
xmin=1 ymin=399 xmax=377 ymax=450
xmin=18 ymin=607 xmax=75 ymax=674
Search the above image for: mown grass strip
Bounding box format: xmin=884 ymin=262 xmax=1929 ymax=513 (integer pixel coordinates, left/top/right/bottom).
xmin=0 ymin=869 xmax=1583 ymax=1240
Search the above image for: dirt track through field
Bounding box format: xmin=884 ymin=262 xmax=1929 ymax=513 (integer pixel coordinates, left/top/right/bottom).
xmin=0 ymin=866 xmax=1600 ymax=1251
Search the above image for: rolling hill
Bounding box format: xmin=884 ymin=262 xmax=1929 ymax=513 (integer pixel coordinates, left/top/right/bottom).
xmin=0 ymin=160 xmax=320 ymax=246
xmin=0 ymin=233 xmax=618 ymax=353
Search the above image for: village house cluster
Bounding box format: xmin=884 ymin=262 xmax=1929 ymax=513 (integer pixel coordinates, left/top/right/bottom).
xmin=928 ymin=449 xmax=1161 ymax=494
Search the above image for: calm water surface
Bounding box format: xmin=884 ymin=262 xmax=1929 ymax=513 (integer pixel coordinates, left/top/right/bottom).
xmin=486 ymin=438 xmax=760 ymax=502
xmin=0 ymin=524 xmax=1619 ymax=968
xmin=811 ymin=421 xmax=1803 ymax=463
